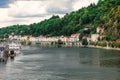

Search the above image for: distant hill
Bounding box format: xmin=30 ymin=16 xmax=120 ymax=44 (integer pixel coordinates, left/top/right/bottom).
xmin=0 ymin=0 xmax=120 ymax=41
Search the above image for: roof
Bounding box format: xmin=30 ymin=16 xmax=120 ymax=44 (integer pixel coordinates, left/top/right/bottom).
xmin=71 ymin=34 xmax=80 ymax=37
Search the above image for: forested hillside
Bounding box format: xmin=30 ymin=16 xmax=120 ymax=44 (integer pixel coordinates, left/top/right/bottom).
xmin=0 ymin=0 xmax=120 ymax=41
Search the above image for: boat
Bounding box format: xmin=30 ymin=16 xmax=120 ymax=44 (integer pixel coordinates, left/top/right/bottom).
xmin=7 ymin=34 xmax=23 ymax=55
xmin=8 ymin=42 xmax=22 ymax=55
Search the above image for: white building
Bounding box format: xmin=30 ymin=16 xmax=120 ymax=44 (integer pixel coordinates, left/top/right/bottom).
xmin=9 ymin=35 xmax=21 ymax=40
xmin=70 ymin=34 xmax=80 ymax=42
xmin=91 ymin=34 xmax=99 ymax=42
xmin=29 ymin=37 xmax=39 ymax=42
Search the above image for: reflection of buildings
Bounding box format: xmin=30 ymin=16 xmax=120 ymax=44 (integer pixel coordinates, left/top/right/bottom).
xmin=78 ymin=49 xmax=101 ymax=67
xmin=91 ymin=50 xmax=100 ymax=67
xmin=79 ymin=49 xmax=120 ymax=67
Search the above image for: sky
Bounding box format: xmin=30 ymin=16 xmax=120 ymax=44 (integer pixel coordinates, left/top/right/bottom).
xmin=0 ymin=0 xmax=98 ymax=28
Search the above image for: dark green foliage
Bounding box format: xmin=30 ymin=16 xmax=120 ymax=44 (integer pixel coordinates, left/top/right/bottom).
xmin=57 ymin=39 xmax=63 ymax=47
xmin=57 ymin=39 xmax=63 ymax=45
xmin=82 ymin=39 xmax=88 ymax=45
xmin=0 ymin=0 xmax=120 ymax=41
xmin=97 ymin=41 xmax=107 ymax=47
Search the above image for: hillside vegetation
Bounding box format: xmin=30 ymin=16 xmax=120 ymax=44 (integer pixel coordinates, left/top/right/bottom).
xmin=0 ymin=0 xmax=120 ymax=41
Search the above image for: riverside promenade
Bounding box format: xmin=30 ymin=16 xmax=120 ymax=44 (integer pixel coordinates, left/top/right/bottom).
xmin=87 ymin=45 xmax=120 ymax=51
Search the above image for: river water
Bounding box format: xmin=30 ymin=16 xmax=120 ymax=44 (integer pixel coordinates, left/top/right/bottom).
xmin=0 ymin=47 xmax=120 ymax=80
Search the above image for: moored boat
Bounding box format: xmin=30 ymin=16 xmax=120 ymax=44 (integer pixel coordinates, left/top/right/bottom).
xmin=8 ymin=42 xmax=22 ymax=55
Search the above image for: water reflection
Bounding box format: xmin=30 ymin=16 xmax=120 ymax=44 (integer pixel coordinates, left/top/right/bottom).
xmin=79 ymin=48 xmax=120 ymax=68
xmin=0 ymin=47 xmax=120 ymax=80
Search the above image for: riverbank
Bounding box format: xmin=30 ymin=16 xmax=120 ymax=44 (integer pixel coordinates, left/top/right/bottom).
xmin=21 ymin=41 xmax=120 ymax=51
xmin=30 ymin=43 xmax=120 ymax=51
xmin=86 ymin=45 xmax=120 ymax=51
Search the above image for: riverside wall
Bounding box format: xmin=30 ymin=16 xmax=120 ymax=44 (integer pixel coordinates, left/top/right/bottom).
xmin=23 ymin=41 xmax=82 ymax=47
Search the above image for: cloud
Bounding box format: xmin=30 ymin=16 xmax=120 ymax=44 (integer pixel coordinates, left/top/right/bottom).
xmin=46 ymin=0 xmax=75 ymax=14
xmin=8 ymin=0 xmax=74 ymax=18
xmin=8 ymin=1 xmax=47 ymax=18
xmin=0 ymin=0 xmax=98 ymax=28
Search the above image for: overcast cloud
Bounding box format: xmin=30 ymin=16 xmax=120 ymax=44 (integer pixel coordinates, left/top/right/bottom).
xmin=0 ymin=0 xmax=98 ymax=28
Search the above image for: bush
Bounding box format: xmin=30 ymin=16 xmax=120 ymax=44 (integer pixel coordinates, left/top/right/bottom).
xmin=27 ymin=41 xmax=32 ymax=46
xmin=97 ymin=41 xmax=107 ymax=47
xmin=90 ymin=41 xmax=97 ymax=46
xmin=82 ymin=39 xmax=88 ymax=45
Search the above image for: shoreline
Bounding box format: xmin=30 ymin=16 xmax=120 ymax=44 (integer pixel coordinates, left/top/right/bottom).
xmin=30 ymin=43 xmax=120 ymax=51
xmin=1 ymin=41 xmax=120 ymax=51
xmin=86 ymin=45 xmax=120 ymax=51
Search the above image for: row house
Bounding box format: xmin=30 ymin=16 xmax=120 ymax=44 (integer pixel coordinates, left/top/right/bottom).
xmin=46 ymin=37 xmax=58 ymax=42
xmin=19 ymin=33 xmax=80 ymax=42
xmin=9 ymin=35 xmax=21 ymax=40
xmin=60 ymin=36 xmax=67 ymax=42
xmin=38 ymin=34 xmax=80 ymax=42
xmin=38 ymin=36 xmax=47 ymax=42
xmin=20 ymin=36 xmax=39 ymax=42
xmin=60 ymin=36 xmax=72 ymax=42
xmin=19 ymin=36 xmax=28 ymax=41
xmin=38 ymin=36 xmax=58 ymax=42
xmin=60 ymin=34 xmax=80 ymax=42
xmin=29 ymin=37 xmax=39 ymax=42
xmin=71 ymin=34 xmax=80 ymax=42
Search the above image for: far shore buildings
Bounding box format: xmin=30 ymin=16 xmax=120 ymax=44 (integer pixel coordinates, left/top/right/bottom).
xmin=19 ymin=33 xmax=80 ymax=43
xmin=19 ymin=25 xmax=107 ymax=43
xmin=19 ymin=26 xmax=104 ymax=43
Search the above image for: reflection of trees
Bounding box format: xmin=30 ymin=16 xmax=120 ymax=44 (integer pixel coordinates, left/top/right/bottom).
xmin=78 ymin=49 xmax=101 ymax=67
xmin=78 ymin=49 xmax=120 ymax=68
xmin=101 ymin=59 xmax=120 ymax=68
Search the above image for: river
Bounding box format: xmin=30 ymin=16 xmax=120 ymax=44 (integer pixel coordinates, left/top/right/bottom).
xmin=0 ymin=47 xmax=120 ymax=80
